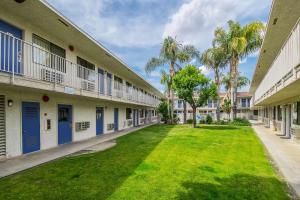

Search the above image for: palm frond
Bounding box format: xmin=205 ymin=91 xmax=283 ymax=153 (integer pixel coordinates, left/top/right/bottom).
xmin=145 ymin=57 xmax=166 ymax=74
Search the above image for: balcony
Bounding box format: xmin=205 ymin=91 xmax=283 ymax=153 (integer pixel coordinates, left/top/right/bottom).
xmin=254 ymin=20 xmax=300 ymax=105
xmin=0 ymin=31 xmax=159 ymax=107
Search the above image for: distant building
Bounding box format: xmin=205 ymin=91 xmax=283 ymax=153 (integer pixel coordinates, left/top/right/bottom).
xmin=174 ymin=92 xmax=256 ymax=123
xmin=250 ymin=0 xmax=300 ymax=139
xmin=0 ymin=0 xmax=162 ymax=159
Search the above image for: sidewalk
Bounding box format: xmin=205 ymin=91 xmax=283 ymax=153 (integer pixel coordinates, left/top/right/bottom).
xmin=252 ymin=123 xmax=300 ymax=198
xmin=0 ymin=124 xmax=154 ymax=178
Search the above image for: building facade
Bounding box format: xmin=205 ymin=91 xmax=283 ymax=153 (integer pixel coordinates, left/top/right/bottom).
xmin=250 ymin=0 xmax=300 ymax=139
xmin=0 ymin=0 xmax=162 ymax=158
xmin=174 ymin=92 xmax=256 ymax=123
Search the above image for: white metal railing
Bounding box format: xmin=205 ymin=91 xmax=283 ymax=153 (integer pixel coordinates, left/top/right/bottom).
xmin=254 ymin=19 xmax=300 ymax=104
xmin=0 ymin=31 xmax=160 ymax=107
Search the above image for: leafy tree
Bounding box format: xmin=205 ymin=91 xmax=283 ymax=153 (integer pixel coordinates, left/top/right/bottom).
xmin=213 ymin=20 xmax=264 ymax=119
xmin=145 ymin=36 xmax=199 ymax=123
xmin=221 ymin=99 xmax=232 ymax=120
xmin=172 ymin=65 xmax=217 ymax=128
xmin=156 ymin=100 xmax=170 ymax=124
xmin=201 ymin=46 xmax=228 ymax=121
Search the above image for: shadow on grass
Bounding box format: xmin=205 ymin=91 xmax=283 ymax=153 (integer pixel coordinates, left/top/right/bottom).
xmin=0 ymin=124 xmax=172 ymax=200
xmin=197 ymin=125 xmax=239 ymax=130
xmin=177 ymin=174 xmax=289 ymax=200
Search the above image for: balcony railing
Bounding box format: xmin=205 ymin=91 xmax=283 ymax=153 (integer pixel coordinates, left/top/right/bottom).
xmin=0 ymin=31 xmax=160 ymax=107
xmin=254 ymin=19 xmax=300 ymax=105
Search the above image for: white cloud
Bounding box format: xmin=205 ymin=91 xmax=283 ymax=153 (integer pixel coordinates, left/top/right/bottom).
xmin=46 ymin=0 xmax=166 ymax=48
xmin=199 ymin=65 xmax=210 ymax=75
xmin=163 ymin=0 xmax=271 ymax=52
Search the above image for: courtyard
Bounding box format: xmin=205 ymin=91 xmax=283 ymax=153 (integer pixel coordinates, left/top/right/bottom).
xmin=0 ymin=125 xmax=290 ymax=200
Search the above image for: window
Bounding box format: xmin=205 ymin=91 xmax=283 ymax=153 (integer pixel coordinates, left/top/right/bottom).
xmin=58 ymin=107 xmax=69 ymax=122
xmin=273 ymin=106 xmax=276 ymax=120
xmin=114 ymin=76 xmax=123 ymax=91
xmin=77 ymin=57 xmax=95 ymax=81
xmin=208 ymin=100 xmax=212 ymax=108
xmin=296 ymin=102 xmax=300 ymax=125
xmin=106 ymin=73 xmax=112 ymax=95
xmin=32 ymin=34 xmax=66 ymax=72
xmin=126 ymin=82 xmax=132 ymax=93
xmin=126 ymin=108 xmax=132 ymax=120
xmin=241 ymin=99 xmax=247 ymax=107
xmin=253 ymin=110 xmax=258 ymax=116
xmin=98 ymin=68 xmax=104 ymax=94
xmin=139 ymin=110 xmax=144 ymax=118
xmin=277 ymin=105 xmax=282 ymax=121
xmin=178 ymin=100 xmax=183 ymax=108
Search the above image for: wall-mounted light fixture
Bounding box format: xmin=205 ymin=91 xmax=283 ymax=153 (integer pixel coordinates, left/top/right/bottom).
xmin=7 ymin=99 xmax=13 ymax=107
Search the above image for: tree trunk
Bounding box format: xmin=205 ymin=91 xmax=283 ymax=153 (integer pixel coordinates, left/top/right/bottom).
xmin=192 ymin=106 xmax=197 ymax=128
xmin=183 ymin=101 xmax=187 ymax=124
xmin=167 ymin=87 xmax=171 ymax=124
xmin=169 ymin=62 xmax=175 ymax=124
xmin=230 ymin=57 xmax=238 ymax=120
xmin=215 ymin=69 xmax=221 ymax=122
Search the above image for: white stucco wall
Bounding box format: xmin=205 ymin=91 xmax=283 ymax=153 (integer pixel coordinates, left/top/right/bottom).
xmin=1 ymin=87 xmax=153 ymax=158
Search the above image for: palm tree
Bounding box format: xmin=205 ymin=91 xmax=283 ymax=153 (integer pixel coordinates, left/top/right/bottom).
xmin=145 ymin=36 xmax=199 ymax=123
xmin=221 ymin=72 xmax=250 ymax=99
xmin=213 ymin=20 xmax=264 ymax=119
xmin=201 ymin=46 xmax=228 ymax=121
xmin=160 ymin=70 xmax=172 ymax=120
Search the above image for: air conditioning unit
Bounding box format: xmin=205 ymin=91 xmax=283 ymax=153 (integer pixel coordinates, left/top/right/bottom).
xmin=81 ymin=81 xmax=95 ymax=91
xmin=107 ymin=123 xmax=114 ymax=131
xmin=127 ymin=120 xmax=133 ymax=126
xmin=41 ymin=68 xmax=64 ymax=84
xmin=75 ymin=121 xmax=90 ymax=131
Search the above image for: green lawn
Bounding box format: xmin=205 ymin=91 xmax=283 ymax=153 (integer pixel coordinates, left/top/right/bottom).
xmin=0 ymin=125 xmax=290 ymax=200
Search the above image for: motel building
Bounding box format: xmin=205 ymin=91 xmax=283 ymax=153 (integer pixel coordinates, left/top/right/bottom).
xmin=0 ymin=0 xmax=162 ymax=159
xmin=174 ymin=92 xmax=257 ymax=123
xmin=250 ymin=0 xmax=300 ymax=139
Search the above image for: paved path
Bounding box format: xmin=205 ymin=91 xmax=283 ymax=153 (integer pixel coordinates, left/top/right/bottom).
xmin=0 ymin=124 xmax=154 ymax=178
xmin=252 ymin=123 xmax=300 ymax=198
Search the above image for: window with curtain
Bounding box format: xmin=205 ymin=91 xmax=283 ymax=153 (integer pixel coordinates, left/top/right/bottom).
xmin=32 ymin=34 xmax=66 ymax=72
xmin=77 ymin=56 xmax=95 ymax=81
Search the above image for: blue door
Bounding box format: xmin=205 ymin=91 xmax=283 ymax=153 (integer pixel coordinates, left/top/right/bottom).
xmin=22 ymin=102 xmax=40 ymax=154
xmin=58 ymin=105 xmax=72 ymax=145
xmin=133 ymin=110 xmax=136 ymax=127
xmin=114 ymin=108 xmax=119 ymax=131
xmin=0 ymin=20 xmax=22 ymax=74
xmin=96 ymin=107 xmax=104 ymax=135
xmin=137 ymin=109 xmax=139 ymax=126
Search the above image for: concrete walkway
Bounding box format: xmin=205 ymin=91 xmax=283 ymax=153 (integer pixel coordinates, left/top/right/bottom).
xmin=252 ymin=123 xmax=300 ymax=198
xmin=0 ymin=124 xmax=154 ymax=178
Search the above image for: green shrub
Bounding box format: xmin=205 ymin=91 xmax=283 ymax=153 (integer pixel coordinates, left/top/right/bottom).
xmin=186 ymin=119 xmax=193 ymax=124
xmin=230 ymin=118 xmax=251 ymax=126
xmin=199 ymin=119 xmax=206 ymax=124
xmin=205 ymin=115 xmax=213 ymax=124
xmin=213 ymin=120 xmax=228 ymax=125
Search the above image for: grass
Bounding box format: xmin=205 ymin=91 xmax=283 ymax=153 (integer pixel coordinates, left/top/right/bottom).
xmin=0 ymin=125 xmax=290 ymax=200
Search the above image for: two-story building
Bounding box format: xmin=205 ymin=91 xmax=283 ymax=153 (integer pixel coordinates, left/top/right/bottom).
xmin=250 ymin=0 xmax=300 ymax=139
xmin=174 ymin=92 xmax=256 ymax=123
xmin=0 ymin=0 xmax=163 ymax=158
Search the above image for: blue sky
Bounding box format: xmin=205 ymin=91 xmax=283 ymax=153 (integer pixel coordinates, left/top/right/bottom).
xmin=46 ymin=0 xmax=272 ymax=92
